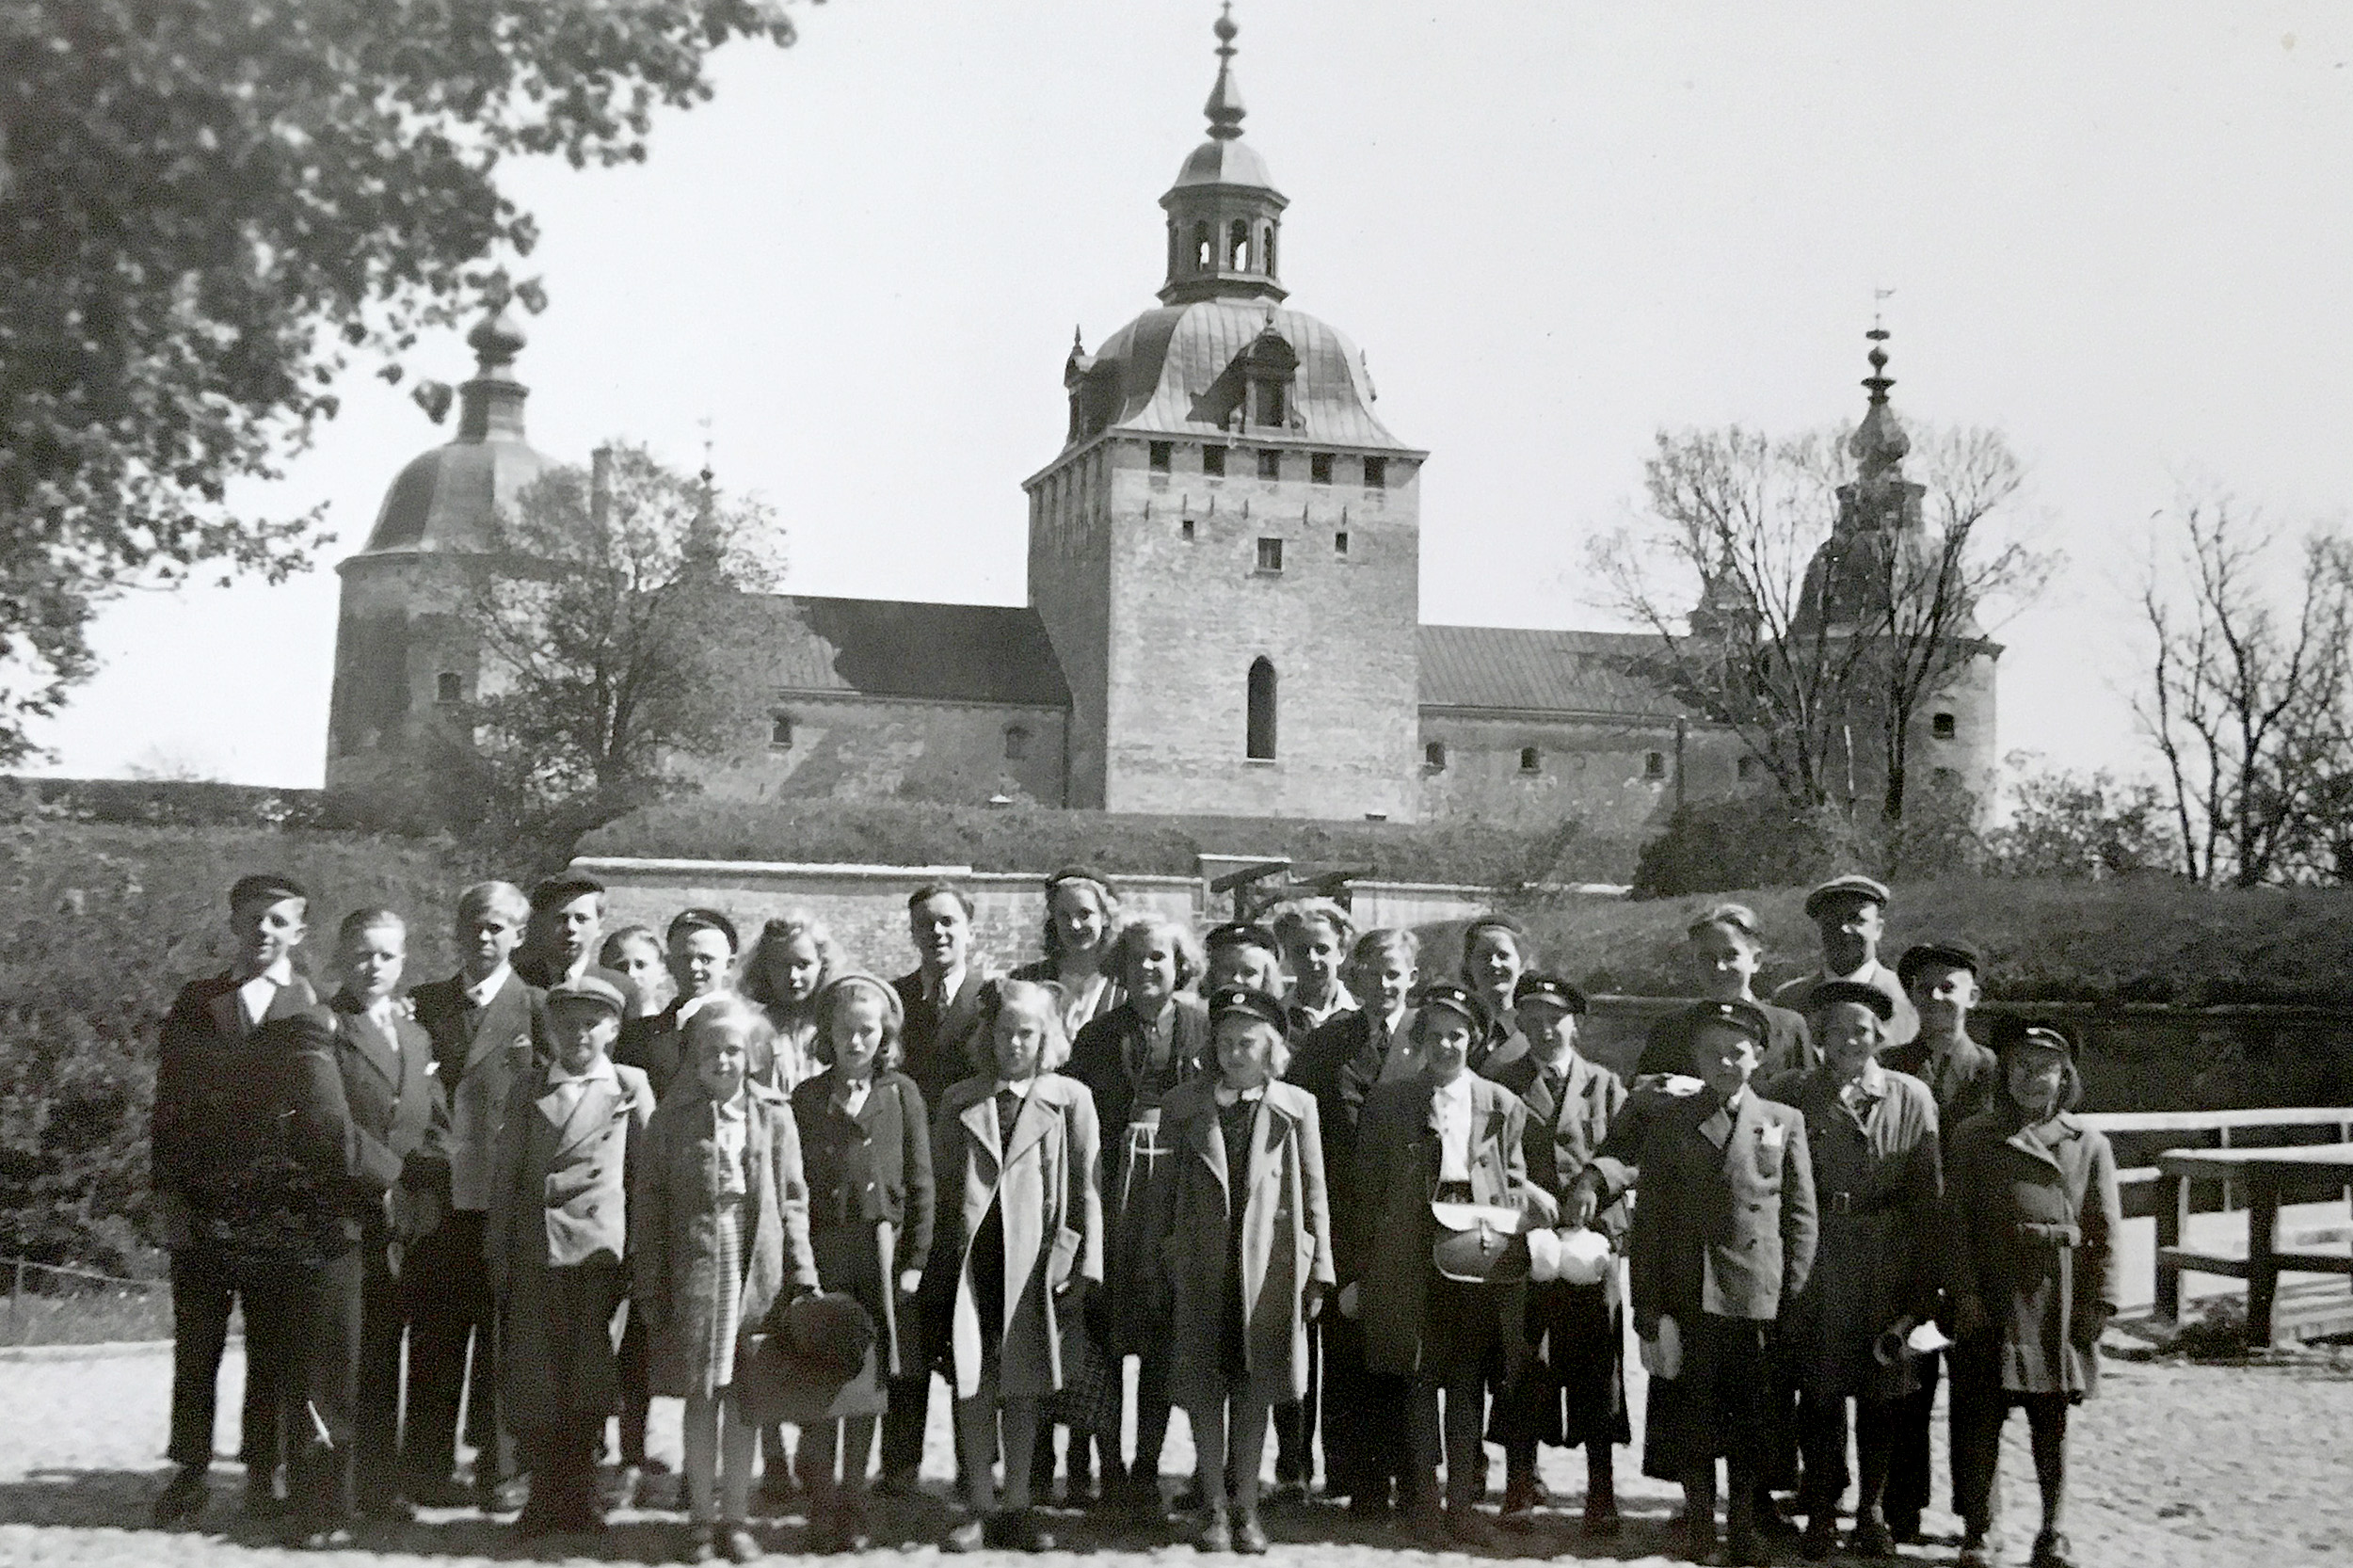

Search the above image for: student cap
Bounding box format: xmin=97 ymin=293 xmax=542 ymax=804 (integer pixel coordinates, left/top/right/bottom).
xmin=1802 ymin=873 xmax=1892 ymax=919
xmin=1513 ymin=972 xmax=1589 ymax=1015
xmin=1205 ymin=920 xmax=1281 ymax=954
xmin=229 ymin=872 xmax=309 ymax=909
xmin=1207 ymin=984 xmax=1289 ymax=1032
xmin=1806 ymin=978 xmax=1896 ymax=1022
xmin=1685 ymin=998 xmax=1771 ymax=1048
xmin=1414 ymin=980 xmax=1491 ymax=1032
xmin=1897 ymin=940 xmax=1982 ymax=990
xmin=546 ymin=974 xmax=627 ymax=1016
xmin=531 ymin=872 xmax=606 ymax=911
xmin=666 ymin=905 xmax=741 ymax=952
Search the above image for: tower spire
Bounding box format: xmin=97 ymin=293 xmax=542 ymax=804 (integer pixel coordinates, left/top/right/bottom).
xmin=1205 ymin=3 xmax=1245 ymax=140
xmin=1849 ymin=325 xmax=1910 ymax=480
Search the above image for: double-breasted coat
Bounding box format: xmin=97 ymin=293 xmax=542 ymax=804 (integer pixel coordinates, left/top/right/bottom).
xmin=1353 ymin=1072 xmax=1535 ymax=1381
xmin=1142 ymin=1077 xmax=1336 ymax=1410
xmin=328 ymin=992 xmax=451 ymax=1220
xmin=410 ymin=969 xmax=545 ymax=1215
xmin=790 ymin=1068 xmax=934 ymax=1376
xmin=931 ymin=1072 xmax=1104 ymax=1400
xmin=1945 ymin=1107 xmax=2121 ymax=1398
xmin=1764 ymin=1064 xmax=1943 ymax=1400
xmin=632 ymin=1079 xmax=822 ymax=1400
xmin=487 ymin=1058 xmax=654 ymax=1432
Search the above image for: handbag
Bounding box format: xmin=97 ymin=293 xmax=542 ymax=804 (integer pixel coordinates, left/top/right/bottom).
xmin=735 ymin=1291 xmax=881 ymax=1426
xmin=1430 ymin=1199 xmax=1530 ymax=1284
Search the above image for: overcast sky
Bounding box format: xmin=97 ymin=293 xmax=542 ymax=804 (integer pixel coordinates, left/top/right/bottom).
xmin=29 ymin=0 xmax=2353 ymax=792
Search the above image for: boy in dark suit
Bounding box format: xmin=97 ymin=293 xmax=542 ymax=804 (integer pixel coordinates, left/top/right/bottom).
xmin=1574 ymin=1000 xmax=1818 ymax=1566
xmin=324 ymin=908 xmax=452 ymax=1521
xmin=151 ymin=872 xmax=321 ymax=1528
xmin=405 ymin=880 xmax=543 ymax=1511
xmin=893 ymin=884 xmax=989 ymax=1117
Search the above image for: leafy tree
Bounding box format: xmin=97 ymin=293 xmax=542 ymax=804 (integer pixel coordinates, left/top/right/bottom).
xmin=454 ymin=442 xmax=784 ymax=855
xmin=1981 ymin=756 xmax=2180 ymax=881
xmin=0 ymin=0 xmax=812 ymax=764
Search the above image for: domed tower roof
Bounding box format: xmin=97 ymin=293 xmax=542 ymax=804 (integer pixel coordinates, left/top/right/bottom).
xmin=1796 ymin=328 xmax=1940 ymax=632
xmin=354 ymin=307 xmax=557 ymax=557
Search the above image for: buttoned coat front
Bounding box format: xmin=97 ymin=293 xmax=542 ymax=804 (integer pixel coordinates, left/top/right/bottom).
xmin=1353 ymin=1071 xmax=1533 ymax=1379
xmin=790 ymin=1068 xmax=934 ymax=1373
xmin=1945 ymin=1107 xmax=2121 ymax=1398
xmin=1144 ymin=1078 xmax=1336 ymax=1409
xmin=152 ymin=970 xmax=324 ymax=1248
xmin=411 ymin=970 xmax=545 ymax=1214
xmin=932 ymin=1072 xmax=1104 ymax=1400
xmin=328 ymin=992 xmax=451 ymax=1212
xmin=486 ymin=1058 xmax=654 ymax=1432
xmin=1764 ymin=1064 xmax=1942 ymax=1400
xmin=1588 ymin=1086 xmax=1818 ymax=1337
xmin=632 ymin=1080 xmax=822 ymax=1400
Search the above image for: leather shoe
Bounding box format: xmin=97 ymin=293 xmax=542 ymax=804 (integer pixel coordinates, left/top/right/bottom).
xmin=1849 ymin=1510 xmax=1897 ymax=1559
xmin=683 ymin=1521 xmax=718 ymax=1562
xmin=1235 ymin=1509 xmax=1269 ymax=1554
xmin=604 ymin=1463 xmax=644 ymax=1511
xmin=152 ymin=1464 xmax=208 ymax=1528
xmin=478 ymin=1473 xmax=530 ymax=1514
xmin=405 ymin=1475 xmax=472 ymax=1510
xmin=1957 ymin=1537 xmax=1994 ymax=1568
xmin=1448 ymin=1510 xmax=1511 ymax=1551
xmin=2030 ymin=1528 xmax=2075 ymax=1568
xmin=722 ymin=1524 xmax=763 ymax=1563
xmin=1199 ymin=1507 xmax=1234 ymax=1552
xmin=1800 ymin=1512 xmax=1838 ymax=1560
xmin=941 ymin=1517 xmax=984 ymax=1553
xmin=1581 ymin=1497 xmax=1622 ymax=1538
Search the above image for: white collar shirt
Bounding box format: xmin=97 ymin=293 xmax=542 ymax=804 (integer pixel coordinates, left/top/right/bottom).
xmin=236 ymin=959 xmax=295 ymax=1032
xmin=463 ymin=966 xmax=511 ymax=1012
xmin=1433 ymin=1070 xmax=1476 ymax=1181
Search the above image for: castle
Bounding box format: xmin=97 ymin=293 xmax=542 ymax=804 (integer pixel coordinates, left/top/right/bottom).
xmin=325 ymin=11 xmax=1997 ymax=837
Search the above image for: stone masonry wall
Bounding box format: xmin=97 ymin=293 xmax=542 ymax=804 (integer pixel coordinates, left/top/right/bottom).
xmin=1417 ymin=711 xmax=1758 ymax=835
xmin=683 ymin=694 xmax=1068 ymax=808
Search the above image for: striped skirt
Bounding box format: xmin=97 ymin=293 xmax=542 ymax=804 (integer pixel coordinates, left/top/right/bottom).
xmin=709 ymin=1192 xmax=748 ymax=1391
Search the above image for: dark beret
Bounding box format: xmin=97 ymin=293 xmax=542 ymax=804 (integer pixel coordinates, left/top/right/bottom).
xmin=530 ymin=872 xmax=607 ymax=911
xmin=1806 ymin=978 xmax=1897 ymax=1022
xmin=1897 ymin=941 xmax=1982 ymax=990
xmin=1205 ymin=920 xmax=1281 ymax=953
xmin=1414 ymin=980 xmax=1491 ymax=1032
xmin=1803 ymin=874 xmax=1892 ymax=919
xmin=1207 ymin=984 xmax=1289 ymax=1032
xmin=783 ymin=1290 xmax=877 ymax=1378
xmin=666 ymin=905 xmax=741 ymax=952
xmin=229 ymin=872 xmax=309 ymax=909
xmin=1513 ymin=972 xmax=1589 ymax=1015
xmin=1684 ymin=998 xmax=1771 ymax=1048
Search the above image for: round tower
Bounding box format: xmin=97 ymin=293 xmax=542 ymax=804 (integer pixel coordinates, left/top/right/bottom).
xmin=324 ymin=309 xmax=557 ymax=792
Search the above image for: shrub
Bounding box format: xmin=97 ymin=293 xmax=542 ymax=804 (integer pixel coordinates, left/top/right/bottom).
xmin=1630 ymin=795 xmax=1837 ymax=897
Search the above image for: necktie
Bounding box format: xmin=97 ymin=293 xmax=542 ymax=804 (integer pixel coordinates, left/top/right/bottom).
xmin=996 ymin=1087 xmax=1021 ymax=1141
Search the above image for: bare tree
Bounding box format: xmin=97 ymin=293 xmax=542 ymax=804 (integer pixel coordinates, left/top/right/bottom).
xmin=1589 ymin=417 xmax=2049 ymax=830
xmin=2133 ymin=497 xmax=2353 ymax=886
xmin=457 ymin=441 xmax=785 ymax=844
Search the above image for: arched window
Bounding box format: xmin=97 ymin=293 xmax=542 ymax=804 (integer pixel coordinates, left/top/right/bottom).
xmin=1230 ymin=218 xmax=1252 ymax=271
xmin=1246 ymin=658 xmax=1277 ymax=760
xmin=1193 ymin=222 xmax=1212 ymax=270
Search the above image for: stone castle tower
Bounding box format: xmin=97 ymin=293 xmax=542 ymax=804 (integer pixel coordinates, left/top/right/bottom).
xmin=1023 ymin=8 xmax=1427 ymax=820
xmin=323 ymin=310 xmax=553 ymax=793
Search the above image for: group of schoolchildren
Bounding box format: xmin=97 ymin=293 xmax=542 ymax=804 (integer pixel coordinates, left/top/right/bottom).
xmin=145 ymin=863 xmax=2121 ymax=1568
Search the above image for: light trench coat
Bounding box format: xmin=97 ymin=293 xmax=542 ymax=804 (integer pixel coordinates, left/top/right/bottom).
xmin=931 ymin=1072 xmax=1104 ymax=1400
xmin=1142 ymin=1077 xmax=1336 ymax=1409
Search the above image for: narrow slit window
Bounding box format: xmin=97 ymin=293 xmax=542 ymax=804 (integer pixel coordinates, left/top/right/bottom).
xmin=1425 ymin=741 xmax=1448 ymax=771
xmin=1256 ymin=537 xmax=1284 ymax=572
xmin=1246 ymin=658 xmax=1277 ymax=760
xmin=1257 ymin=448 xmax=1282 ymax=480
xmin=1310 ymin=453 xmax=1333 ymax=485
xmin=1520 ymin=746 xmax=1541 ymax=774
xmin=1204 ymin=445 xmax=1226 ymax=478
xmin=1334 ymin=531 xmax=1350 ymax=555
xmin=1149 ymin=440 xmax=1173 ymax=472
xmin=1181 ymin=518 xmax=1195 ymax=541
xmin=1364 ymin=456 xmax=1387 ymax=490
xmin=1645 ymin=751 xmax=1668 ymax=779
xmin=1931 ymin=712 xmax=1957 ymax=739
xmin=770 ymin=713 xmax=794 ymax=749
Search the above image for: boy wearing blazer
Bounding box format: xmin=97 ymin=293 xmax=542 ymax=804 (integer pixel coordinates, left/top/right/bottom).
xmin=324 ymin=909 xmax=452 ymax=1521
xmin=404 ymin=880 xmax=544 ymax=1510
xmin=1575 ymin=1000 xmax=1818 ymax=1567
xmin=151 ymin=872 xmax=322 ymax=1529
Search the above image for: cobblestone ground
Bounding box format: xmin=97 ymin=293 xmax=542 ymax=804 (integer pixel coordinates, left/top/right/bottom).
xmin=0 ymin=1343 xmax=2341 ymax=1567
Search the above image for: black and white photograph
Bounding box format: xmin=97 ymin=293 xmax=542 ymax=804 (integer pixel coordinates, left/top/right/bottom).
xmin=1 ymin=4 xmax=2348 ymax=1566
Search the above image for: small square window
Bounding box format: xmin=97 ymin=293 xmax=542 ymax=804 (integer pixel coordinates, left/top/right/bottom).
xmin=1425 ymin=741 xmax=1448 ymax=771
xmin=1257 ymin=449 xmax=1282 ymax=481
xmin=1520 ymin=746 xmax=1541 ymax=774
xmin=1181 ymin=518 xmax=1195 ymax=541
xmin=1334 ymin=531 xmax=1350 ymax=555
xmin=435 ymin=672 xmax=462 ymax=706
xmin=1204 ymin=445 xmax=1227 ymax=478
xmin=1364 ymin=456 xmax=1387 ymax=490
xmin=1149 ymin=440 xmax=1173 ymax=472
xmin=1931 ymin=712 xmax=1957 ymax=740
xmin=1644 ymin=750 xmax=1668 ymax=779
xmin=770 ymin=713 xmax=794 ymax=749
xmin=1256 ymin=537 xmax=1284 ymax=572
xmin=1003 ymin=725 xmax=1030 ymax=761
xmin=1311 ymin=453 xmax=1334 ymax=485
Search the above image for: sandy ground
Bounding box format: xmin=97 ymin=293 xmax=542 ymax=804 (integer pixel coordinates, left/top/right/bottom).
xmin=0 ymin=1341 xmax=2343 ymax=1567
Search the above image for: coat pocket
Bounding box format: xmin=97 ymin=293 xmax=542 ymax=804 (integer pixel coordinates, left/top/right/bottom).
xmin=1048 ymin=1224 xmax=1082 ymax=1289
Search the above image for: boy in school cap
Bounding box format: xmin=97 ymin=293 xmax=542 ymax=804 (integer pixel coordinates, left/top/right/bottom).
xmin=151 ymin=872 xmax=322 ymax=1528
xmin=1771 ymin=877 xmax=1919 ymax=1049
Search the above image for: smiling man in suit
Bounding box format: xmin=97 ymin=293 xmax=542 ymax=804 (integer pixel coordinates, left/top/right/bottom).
xmin=325 ymin=908 xmax=452 ymax=1521
xmin=405 ymin=880 xmax=544 ymax=1512
xmin=150 ymin=871 xmax=322 ymax=1529
xmin=893 ymin=884 xmax=990 ymax=1112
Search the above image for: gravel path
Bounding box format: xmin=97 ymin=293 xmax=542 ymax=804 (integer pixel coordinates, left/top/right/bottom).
xmin=0 ymin=1343 xmax=2339 ymax=1566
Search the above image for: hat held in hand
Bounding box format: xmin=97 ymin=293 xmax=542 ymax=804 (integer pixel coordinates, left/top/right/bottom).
xmin=784 ymin=1289 xmax=876 ymax=1376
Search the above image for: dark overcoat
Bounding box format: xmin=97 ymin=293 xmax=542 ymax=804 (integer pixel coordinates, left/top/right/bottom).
xmin=1764 ymin=1064 xmax=1942 ymax=1400
xmin=790 ymin=1068 xmax=934 ymax=1374
xmin=487 ymin=1058 xmax=654 ymax=1432
xmin=1945 ymin=1107 xmax=2121 ymax=1398
xmin=1881 ymin=1035 xmax=2000 ymax=1155
xmin=152 ymin=971 xmax=324 ymax=1248
xmin=1069 ymin=996 xmax=1210 ymax=1350
xmin=893 ymin=968 xmax=990 ymax=1112
xmin=932 ymin=1072 xmax=1105 ymax=1399
xmin=1143 ymin=1078 xmax=1335 ymax=1409
xmin=1353 ymin=1071 xmax=1533 ymax=1379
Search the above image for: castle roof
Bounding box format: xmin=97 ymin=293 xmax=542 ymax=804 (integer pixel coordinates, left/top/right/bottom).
xmin=743 ymin=594 xmax=1071 ymax=708
xmin=1417 ymin=625 xmax=1696 ymax=719
xmin=357 ymin=308 xmax=556 ymax=557
xmin=1080 ymin=300 xmax=1413 ymax=452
